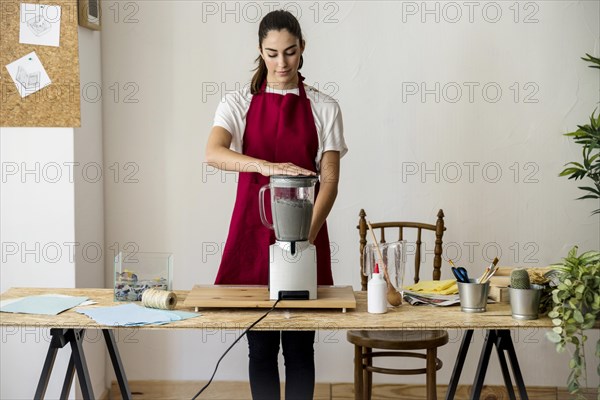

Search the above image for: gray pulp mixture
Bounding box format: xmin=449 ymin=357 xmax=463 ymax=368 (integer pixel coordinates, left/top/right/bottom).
xmin=272 ymin=198 xmax=313 ymax=241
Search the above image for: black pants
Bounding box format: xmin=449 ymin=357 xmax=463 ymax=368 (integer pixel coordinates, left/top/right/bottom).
xmin=247 ymin=330 xmax=315 ymax=400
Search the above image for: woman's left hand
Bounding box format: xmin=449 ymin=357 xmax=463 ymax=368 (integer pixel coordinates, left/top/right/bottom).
xmin=261 ymin=161 xmax=316 ymax=177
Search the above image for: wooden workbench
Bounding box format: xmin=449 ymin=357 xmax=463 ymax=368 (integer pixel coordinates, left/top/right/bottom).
xmin=2 ymin=287 xmax=594 ymax=400
xmin=0 ymin=287 xmax=556 ymax=330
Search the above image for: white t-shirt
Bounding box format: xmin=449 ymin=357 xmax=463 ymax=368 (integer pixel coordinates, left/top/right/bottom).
xmin=213 ymin=83 xmax=348 ymax=171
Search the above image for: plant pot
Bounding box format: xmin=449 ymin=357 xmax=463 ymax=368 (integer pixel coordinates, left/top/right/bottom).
xmin=509 ymin=284 xmax=542 ymax=320
xmin=457 ymin=279 xmax=490 ymax=313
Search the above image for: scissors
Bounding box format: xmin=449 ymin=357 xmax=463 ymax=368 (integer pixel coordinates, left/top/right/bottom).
xmin=451 ymin=266 xmax=470 ymax=283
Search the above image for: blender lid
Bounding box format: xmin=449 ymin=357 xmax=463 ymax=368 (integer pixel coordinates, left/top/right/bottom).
xmin=270 ymin=175 xmax=318 ymax=187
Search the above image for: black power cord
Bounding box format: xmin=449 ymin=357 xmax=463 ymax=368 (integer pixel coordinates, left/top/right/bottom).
xmin=191 ymin=299 xmax=281 ymax=399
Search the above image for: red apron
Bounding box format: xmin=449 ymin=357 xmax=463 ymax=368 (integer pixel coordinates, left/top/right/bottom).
xmin=215 ymin=73 xmax=333 ymax=286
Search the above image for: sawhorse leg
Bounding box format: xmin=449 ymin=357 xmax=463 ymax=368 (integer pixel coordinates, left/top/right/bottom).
xmin=497 ymin=330 xmax=528 ymax=400
xmin=34 ymin=329 xmax=93 ymax=399
xmin=103 ymin=330 xmax=131 ymax=398
xmin=445 ymin=329 xmax=529 ymax=400
xmin=34 ymin=328 xmax=132 ymax=400
xmin=59 ymin=355 xmax=76 ymax=399
xmin=445 ymin=329 xmax=474 ymax=400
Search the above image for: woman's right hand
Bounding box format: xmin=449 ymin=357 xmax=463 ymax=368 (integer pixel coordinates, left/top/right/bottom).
xmin=205 ymin=127 xmax=316 ymax=177
xmin=261 ymin=162 xmax=316 ymax=177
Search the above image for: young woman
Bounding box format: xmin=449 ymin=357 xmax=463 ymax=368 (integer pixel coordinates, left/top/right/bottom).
xmin=205 ymin=10 xmax=347 ymax=399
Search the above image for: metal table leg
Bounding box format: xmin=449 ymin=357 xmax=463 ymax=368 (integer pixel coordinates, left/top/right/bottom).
xmin=34 ymin=328 xmax=131 ymax=400
xmin=446 ymin=329 xmax=529 ymax=400
xmin=34 ymin=329 xmax=67 ymax=399
xmin=494 ymin=333 xmax=516 ymax=400
xmin=69 ymin=329 xmax=94 ymax=398
xmin=498 ymin=330 xmax=528 ymax=400
xmin=103 ymin=329 xmax=132 ymax=400
xmin=470 ymin=330 xmax=496 ymax=399
xmin=445 ymin=329 xmax=473 ymax=400
xmin=59 ymin=354 xmax=76 ymax=400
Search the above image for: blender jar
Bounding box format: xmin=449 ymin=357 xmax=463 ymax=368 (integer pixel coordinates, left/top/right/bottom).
xmin=259 ymin=175 xmax=318 ymax=241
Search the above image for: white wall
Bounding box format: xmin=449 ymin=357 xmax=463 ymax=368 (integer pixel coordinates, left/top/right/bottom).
xmin=0 ymin=127 xmax=76 ymax=399
xmin=0 ymin=26 xmax=105 ymax=399
xmin=101 ymin=0 xmax=599 ymax=389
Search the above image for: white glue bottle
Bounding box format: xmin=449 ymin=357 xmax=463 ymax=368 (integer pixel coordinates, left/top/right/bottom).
xmin=368 ymin=263 xmax=388 ymax=314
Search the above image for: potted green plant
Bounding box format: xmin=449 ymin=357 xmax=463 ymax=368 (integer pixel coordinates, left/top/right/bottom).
xmin=549 ymin=52 xmax=600 ymax=399
xmin=545 ymin=246 xmax=600 ymax=398
xmin=559 ymin=53 xmax=600 ymax=216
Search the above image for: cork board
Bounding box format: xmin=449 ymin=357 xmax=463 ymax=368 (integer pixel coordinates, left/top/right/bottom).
xmin=0 ymin=0 xmax=81 ymax=127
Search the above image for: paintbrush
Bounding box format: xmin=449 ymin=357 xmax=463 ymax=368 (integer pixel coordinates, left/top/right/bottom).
xmin=478 ymin=257 xmax=499 ymax=283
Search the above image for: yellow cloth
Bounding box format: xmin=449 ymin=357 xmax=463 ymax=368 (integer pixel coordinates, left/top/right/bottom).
xmin=403 ymin=279 xmax=459 ymax=295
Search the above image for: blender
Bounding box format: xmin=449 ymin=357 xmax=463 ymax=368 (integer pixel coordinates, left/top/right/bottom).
xmin=259 ymin=175 xmax=318 ymax=300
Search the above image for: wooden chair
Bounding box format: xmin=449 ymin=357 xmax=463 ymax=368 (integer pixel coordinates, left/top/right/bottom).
xmin=346 ymin=209 xmax=449 ymax=400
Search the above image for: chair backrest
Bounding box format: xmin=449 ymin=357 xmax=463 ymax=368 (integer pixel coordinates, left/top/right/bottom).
xmin=357 ymin=209 xmax=446 ymax=291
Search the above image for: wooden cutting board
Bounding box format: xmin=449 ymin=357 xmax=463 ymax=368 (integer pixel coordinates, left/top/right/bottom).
xmin=183 ymin=285 xmax=356 ymax=312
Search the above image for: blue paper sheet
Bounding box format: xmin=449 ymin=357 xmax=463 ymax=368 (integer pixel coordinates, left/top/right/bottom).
xmin=76 ymin=304 xmax=200 ymax=326
xmin=0 ymin=295 xmax=89 ymax=315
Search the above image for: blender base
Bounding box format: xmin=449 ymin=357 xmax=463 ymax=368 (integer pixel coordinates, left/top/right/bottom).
xmin=269 ymin=241 xmax=317 ymax=300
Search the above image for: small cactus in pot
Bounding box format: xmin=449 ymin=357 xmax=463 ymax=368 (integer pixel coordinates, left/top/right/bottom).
xmin=509 ymin=268 xmax=541 ymax=320
xmin=510 ymin=268 xmax=531 ymax=289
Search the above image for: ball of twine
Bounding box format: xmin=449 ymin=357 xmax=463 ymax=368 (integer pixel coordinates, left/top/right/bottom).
xmin=141 ymin=288 xmax=177 ymax=310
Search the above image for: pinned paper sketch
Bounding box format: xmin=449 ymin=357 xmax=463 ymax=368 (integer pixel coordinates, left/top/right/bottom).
xmin=17 ymin=65 xmax=42 ymax=90
xmin=28 ymin=16 xmax=51 ymax=36
xmin=5 ymin=52 xmax=52 ymax=98
xmin=19 ymin=3 xmax=61 ymax=47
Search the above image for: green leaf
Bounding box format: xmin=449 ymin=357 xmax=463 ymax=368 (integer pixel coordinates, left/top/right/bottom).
xmin=567 ymin=297 xmax=580 ymax=311
xmin=569 ymin=299 xmax=578 ymax=309
xmin=564 ymin=163 xmax=584 ymax=171
xmin=580 ymin=251 xmax=600 ymax=263
xmin=567 ymin=378 xmax=579 ymax=394
xmin=559 ymin=168 xmax=584 ymax=177
xmin=582 ymin=319 xmax=596 ymax=329
xmin=568 ymin=246 xmax=579 ymax=258
xmin=569 ymin=358 xmax=579 ymax=369
xmin=578 ymin=186 xmax=600 ymax=196
xmin=553 ymin=292 xmax=561 ymax=303
xmin=547 ymin=331 xmax=562 ymax=343
xmin=581 ymin=53 xmax=600 ymax=66
xmin=576 ymin=194 xmax=600 ymax=200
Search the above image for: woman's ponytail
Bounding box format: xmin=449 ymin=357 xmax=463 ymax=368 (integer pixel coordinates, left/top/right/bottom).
xmin=251 ymin=55 xmax=268 ymax=95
